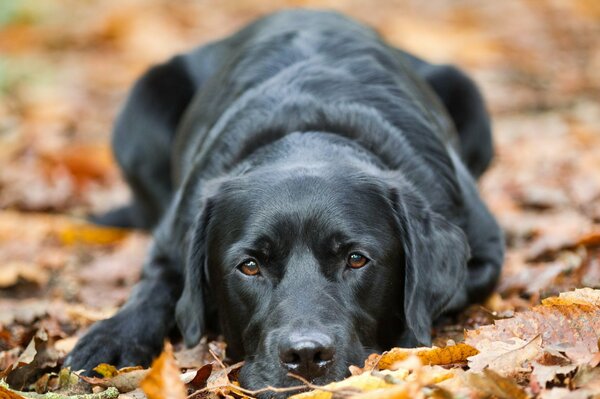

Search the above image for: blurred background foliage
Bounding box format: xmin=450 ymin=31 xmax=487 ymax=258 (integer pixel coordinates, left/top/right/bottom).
xmin=0 ymin=0 xmax=599 ymax=350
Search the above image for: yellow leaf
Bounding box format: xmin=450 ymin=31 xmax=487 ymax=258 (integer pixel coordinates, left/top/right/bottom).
xmin=140 ymin=343 xmax=186 ymax=399
xmin=57 ymin=223 xmax=129 ymax=246
xmin=351 ymin=385 xmax=409 ymax=399
xmin=377 ymin=343 xmax=479 ymax=370
xmin=291 ymin=369 xmax=409 ymax=399
xmin=94 ymin=363 xmax=119 ymax=378
xmin=0 ymin=211 xmax=130 ymax=246
xmin=465 ymin=369 xmax=528 ymax=399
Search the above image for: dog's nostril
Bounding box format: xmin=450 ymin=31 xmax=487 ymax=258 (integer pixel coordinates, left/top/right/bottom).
xmin=279 ymin=333 xmax=335 ymax=379
xmin=314 ymin=347 xmax=334 ymax=364
xmin=282 ymin=351 xmax=301 ymax=365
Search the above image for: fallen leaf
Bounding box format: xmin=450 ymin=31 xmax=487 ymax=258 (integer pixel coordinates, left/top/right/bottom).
xmin=577 ymin=230 xmax=600 ymax=248
xmin=140 ymin=343 xmax=186 ymax=399
xmin=0 ymin=385 xmax=25 ymax=399
xmin=292 ymin=358 xmax=454 ymax=399
xmin=0 ymin=211 xmax=130 ymax=246
xmin=77 ymin=364 xmax=148 ymax=394
xmin=93 ymin=363 xmax=119 ymax=378
xmin=57 ymin=223 xmax=129 ymax=246
xmin=181 ymin=363 xmax=213 ymax=390
xmin=467 ymin=335 xmax=543 ymax=374
xmin=376 ymin=343 xmax=479 ymax=370
xmin=527 ymin=230 xmax=600 ymax=261
xmin=204 ymin=361 xmax=243 ymax=397
xmin=464 ymin=368 xmax=528 ymax=399
xmin=572 ymin=365 xmax=600 ymax=390
xmin=0 ymin=262 xmax=49 ymax=288
xmin=290 ymin=369 xmax=410 ymax=399
xmin=40 ymin=144 xmax=116 ymax=188
xmin=5 ymin=330 xmax=61 ymax=391
xmin=531 ymin=361 xmax=577 ymax=389
xmin=466 ymin=288 xmax=600 ymax=353
xmin=538 ymin=387 xmax=593 ymax=399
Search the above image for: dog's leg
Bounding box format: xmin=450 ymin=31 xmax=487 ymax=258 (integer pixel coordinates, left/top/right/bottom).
xmin=93 ymin=42 xmax=229 ymax=230
xmin=397 ymin=51 xmax=494 ymax=179
xmin=399 ymin=52 xmax=503 ymax=302
xmin=448 ymin=154 xmax=504 ymax=309
xmin=66 ymin=243 xmax=183 ymax=372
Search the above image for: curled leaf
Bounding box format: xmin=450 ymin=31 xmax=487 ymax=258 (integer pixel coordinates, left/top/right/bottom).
xmin=140 ymin=343 xmax=186 ymax=399
xmin=377 ymin=343 xmax=479 ymax=370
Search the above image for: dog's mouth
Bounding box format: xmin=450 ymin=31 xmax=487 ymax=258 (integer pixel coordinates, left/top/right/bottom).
xmin=236 ymin=331 xmax=366 ymax=398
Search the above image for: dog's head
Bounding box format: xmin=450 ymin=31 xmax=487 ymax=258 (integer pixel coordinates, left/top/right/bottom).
xmin=175 ymin=147 xmax=468 ymax=390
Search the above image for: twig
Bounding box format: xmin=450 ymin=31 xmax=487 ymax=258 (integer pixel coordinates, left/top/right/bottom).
xmin=187 ymin=372 xmax=358 ymax=399
xmin=187 ymin=383 xmax=304 ymax=399
xmin=208 ymin=348 xmax=226 ymax=369
xmin=287 ymin=374 xmax=361 ymax=397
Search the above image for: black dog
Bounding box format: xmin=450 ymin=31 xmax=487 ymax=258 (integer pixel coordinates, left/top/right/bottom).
xmin=67 ymin=9 xmax=504 ymax=391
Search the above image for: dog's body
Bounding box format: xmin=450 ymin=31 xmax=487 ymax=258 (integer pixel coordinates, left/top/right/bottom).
xmin=67 ymin=10 xmax=504 ymax=390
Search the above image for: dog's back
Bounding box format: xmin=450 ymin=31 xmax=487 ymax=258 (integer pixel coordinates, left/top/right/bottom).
xmin=173 ymin=10 xmax=462 ymax=210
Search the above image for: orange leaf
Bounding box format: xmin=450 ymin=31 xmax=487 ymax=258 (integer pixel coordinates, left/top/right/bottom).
xmin=377 ymin=343 xmax=479 ymax=370
xmin=140 ymin=343 xmax=186 ymax=399
xmin=0 ymin=386 xmax=25 ymax=399
xmin=57 ymin=223 xmax=129 ymax=246
xmin=576 ymin=230 xmax=600 ymax=248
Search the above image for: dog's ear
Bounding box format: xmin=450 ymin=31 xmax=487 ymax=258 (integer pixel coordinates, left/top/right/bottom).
xmin=392 ymin=188 xmax=469 ymax=346
xmin=175 ymin=199 xmax=214 ymax=347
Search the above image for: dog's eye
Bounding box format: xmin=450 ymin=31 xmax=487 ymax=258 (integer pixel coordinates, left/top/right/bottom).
xmin=347 ymin=252 xmax=369 ymax=269
xmin=238 ymin=259 xmax=261 ymax=276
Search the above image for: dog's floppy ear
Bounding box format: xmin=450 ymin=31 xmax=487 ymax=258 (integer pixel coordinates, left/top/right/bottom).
xmin=392 ymin=188 xmax=469 ymax=346
xmin=175 ymin=199 xmax=214 ymax=347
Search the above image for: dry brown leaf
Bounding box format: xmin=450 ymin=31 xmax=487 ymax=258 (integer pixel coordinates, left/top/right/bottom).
xmin=527 ymin=230 xmax=600 ymax=261
xmin=5 ymin=330 xmax=61 ymax=391
xmin=204 ymin=361 xmax=243 ymax=397
xmin=466 ymin=288 xmax=600 ymax=353
xmin=538 ymin=387 xmax=593 ymax=399
xmin=292 ymin=359 xmax=454 ymax=399
xmin=467 ymin=335 xmax=543 ymax=374
xmin=290 ymin=369 xmax=410 ymax=399
xmin=531 ymin=361 xmax=577 ymax=389
xmin=80 ymin=368 xmax=149 ymax=394
xmin=376 ymin=343 xmax=479 ymax=370
xmin=350 ymin=385 xmax=409 ymax=399
xmin=0 ymin=211 xmax=130 ymax=246
xmin=577 ymin=230 xmax=600 ymax=247
xmin=572 ymin=365 xmax=600 ymax=390
xmin=181 ymin=363 xmax=213 ymax=390
xmin=40 ymin=144 xmax=116 ymax=187
xmin=0 ymin=262 xmax=49 ymax=288
xmin=140 ymin=343 xmax=186 ymax=399
xmin=464 ymin=368 xmax=528 ymax=399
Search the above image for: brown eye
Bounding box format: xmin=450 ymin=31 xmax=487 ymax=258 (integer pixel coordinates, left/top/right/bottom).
xmin=239 ymin=259 xmax=260 ymax=276
xmin=347 ymin=252 xmax=369 ymax=269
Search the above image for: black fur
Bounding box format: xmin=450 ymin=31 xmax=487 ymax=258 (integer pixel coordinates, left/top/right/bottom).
xmin=67 ymin=9 xmax=503 ymax=392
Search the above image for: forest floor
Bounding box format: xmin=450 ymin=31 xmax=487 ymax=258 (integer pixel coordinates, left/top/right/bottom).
xmin=1 ymin=1 xmax=600 ymax=398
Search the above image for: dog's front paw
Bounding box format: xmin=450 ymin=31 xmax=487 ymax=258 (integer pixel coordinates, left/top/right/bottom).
xmin=65 ymin=314 xmax=164 ymax=374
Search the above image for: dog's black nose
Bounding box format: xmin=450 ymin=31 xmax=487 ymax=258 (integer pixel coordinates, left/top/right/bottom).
xmin=279 ymin=332 xmax=335 ymax=380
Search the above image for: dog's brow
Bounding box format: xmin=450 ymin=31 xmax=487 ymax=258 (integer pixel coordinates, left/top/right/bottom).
xmin=253 ymin=236 xmax=273 ymax=254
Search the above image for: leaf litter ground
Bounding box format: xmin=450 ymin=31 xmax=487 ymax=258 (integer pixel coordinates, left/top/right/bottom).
xmin=1 ymin=0 xmax=600 ymax=398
